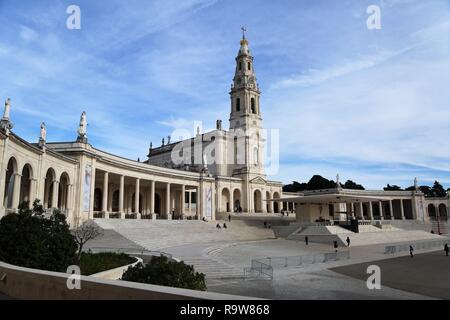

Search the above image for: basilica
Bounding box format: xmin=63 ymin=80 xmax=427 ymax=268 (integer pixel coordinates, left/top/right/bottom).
xmin=0 ymin=35 xmax=284 ymax=226
xmin=0 ymin=36 xmax=447 ymax=227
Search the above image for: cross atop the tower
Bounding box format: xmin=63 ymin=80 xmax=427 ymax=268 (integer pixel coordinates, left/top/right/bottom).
xmin=241 ymin=26 xmax=246 ymax=40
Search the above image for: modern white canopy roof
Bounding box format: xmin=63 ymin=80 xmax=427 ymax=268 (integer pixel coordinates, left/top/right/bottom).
xmin=268 ymin=188 xmax=417 ymax=204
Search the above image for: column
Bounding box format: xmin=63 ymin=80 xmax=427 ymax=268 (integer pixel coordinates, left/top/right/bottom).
xmin=359 ymin=202 xmax=364 ymax=220
xmin=379 ymin=201 xmax=384 ymax=220
xmin=389 ymin=200 xmax=394 ymax=220
xmin=89 ymin=167 xmax=96 ymax=216
xmin=142 ymin=187 xmax=147 ymax=215
xmin=350 ymin=203 xmax=355 ymax=218
xmin=230 ymin=189 xmax=234 ymax=213
xmin=166 ymin=182 xmax=171 ymax=218
xmin=66 ymin=184 xmax=73 ymax=213
xmin=51 ymin=179 xmax=59 ymax=209
xmin=196 ymin=187 xmax=200 ymax=219
xmin=400 ymin=199 xmax=405 ymax=220
xmin=269 ymin=195 xmax=274 ymax=213
xmin=262 ymin=192 xmax=267 ymax=213
xmin=150 ymin=180 xmax=155 ymax=214
xmin=181 ymin=184 xmax=185 ymax=217
xmin=102 ymin=172 xmax=109 ymax=214
xmin=134 ymin=178 xmax=140 ymax=214
xmin=12 ymin=173 xmax=21 ymax=210
xmin=119 ymin=175 xmax=124 ymax=217
xmin=107 ymin=183 xmax=113 ymax=212
xmin=28 ymin=178 xmax=37 ymax=208
xmin=188 ymin=191 xmax=192 ymax=215
xmin=369 ymin=201 xmax=374 ymax=220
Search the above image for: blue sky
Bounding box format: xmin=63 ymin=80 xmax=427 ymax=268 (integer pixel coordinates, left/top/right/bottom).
xmin=0 ymin=0 xmax=449 ymax=189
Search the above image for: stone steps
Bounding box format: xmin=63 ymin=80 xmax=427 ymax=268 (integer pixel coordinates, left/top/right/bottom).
xmin=93 ymin=219 xmax=275 ymax=251
xmin=180 ymin=258 xmax=244 ymax=279
xmin=336 ymin=230 xmax=446 ymax=247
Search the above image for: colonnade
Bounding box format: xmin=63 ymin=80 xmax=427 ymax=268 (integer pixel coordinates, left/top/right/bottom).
xmin=92 ymin=169 xmax=199 ymax=219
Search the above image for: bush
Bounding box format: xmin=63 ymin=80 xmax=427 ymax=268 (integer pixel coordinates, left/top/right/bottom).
xmin=0 ymin=200 xmax=77 ymax=272
xmin=121 ymin=256 xmax=207 ymax=291
xmin=78 ymin=252 xmax=136 ymax=275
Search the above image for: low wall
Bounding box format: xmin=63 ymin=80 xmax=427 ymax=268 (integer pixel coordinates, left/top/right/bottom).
xmin=90 ymin=257 xmax=143 ymax=280
xmin=0 ymin=261 xmax=257 ymax=300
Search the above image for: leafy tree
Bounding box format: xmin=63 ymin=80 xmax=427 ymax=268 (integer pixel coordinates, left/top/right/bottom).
xmin=383 ymin=184 xmax=403 ymax=191
xmin=0 ymin=200 xmax=77 ymax=272
xmin=430 ymin=180 xmax=446 ymax=197
xmin=306 ymin=175 xmax=336 ymax=190
xmin=283 ymin=181 xmax=307 ymax=192
xmin=343 ymin=180 xmax=365 ymax=190
xmin=121 ymin=256 xmax=207 ymax=291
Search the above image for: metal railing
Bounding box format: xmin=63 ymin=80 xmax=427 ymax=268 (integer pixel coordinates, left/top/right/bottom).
xmin=256 ymin=251 xmax=350 ymax=269
xmin=384 ymin=239 xmax=450 ymax=254
xmin=244 ymin=250 xmax=350 ymax=279
xmin=244 ymin=259 xmax=273 ymax=280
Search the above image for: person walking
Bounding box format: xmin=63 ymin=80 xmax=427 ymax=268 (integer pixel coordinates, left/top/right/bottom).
xmin=216 ymin=223 xmax=221 ymax=230
xmin=333 ymin=240 xmax=338 ymax=253
xmin=305 ymin=236 xmax=309 ymax=246
xmin=228 ymin=214 xmax=231 ymax=222
xmin=445 ymin=243 xmax=449 ymax=256
xmin=409 ymin=245 xmax=414 ymax=258
xmin=346 ymin=236 xmax=350 ymax=247
xmin=223 ymin=223 xmax=227 ymax=229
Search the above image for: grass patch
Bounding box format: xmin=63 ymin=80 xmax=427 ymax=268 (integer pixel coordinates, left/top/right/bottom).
xmin=79 ymin=252 xmax=136 ymax=275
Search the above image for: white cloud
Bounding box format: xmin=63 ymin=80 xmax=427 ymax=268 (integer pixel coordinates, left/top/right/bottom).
xmin=19 ymin=25 xmax=38 ymax=41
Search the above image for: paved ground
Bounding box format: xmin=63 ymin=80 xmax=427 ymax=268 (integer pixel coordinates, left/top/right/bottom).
xmin=87 ymin=223 xmax=449 ymax=299
xmin=206 ymin=269 xmax=432 ymax=300
xmin=331 ymin=251 xmax=450 ymax=299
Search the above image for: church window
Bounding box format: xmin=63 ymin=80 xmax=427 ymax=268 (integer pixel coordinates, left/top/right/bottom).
xmin=236 ymin=98 xmax=241 ymax=111
xmin=239 ymin=62 xmax=242 ymax=70
xmin=254 ymin=147 xmax=259 ymax=166
xmin=251 ymin=98 xmax=256 ymax=114
xmin=248 ymin=62 xmax=251 ymax=70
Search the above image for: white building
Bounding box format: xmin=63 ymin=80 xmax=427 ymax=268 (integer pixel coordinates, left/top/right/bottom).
xmin=0 ymin=36 xmax=447 ymax=227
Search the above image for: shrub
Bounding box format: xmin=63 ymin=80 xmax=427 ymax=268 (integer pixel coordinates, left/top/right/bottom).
xmin=0 ymin=200 xmax=77 ymax=272
xmin=78 ymin=252 xmax=136 ymax=275
xmin=121 ymin=256 xmax=207 ymax=291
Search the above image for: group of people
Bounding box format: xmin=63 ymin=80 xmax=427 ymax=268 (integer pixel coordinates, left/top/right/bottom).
xmin=216 ymin=223 xmax=228 ymax=229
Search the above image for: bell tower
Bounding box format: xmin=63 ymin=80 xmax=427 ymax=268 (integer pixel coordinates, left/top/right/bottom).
xmin=229 ymin=29 xmax=265 ymax=178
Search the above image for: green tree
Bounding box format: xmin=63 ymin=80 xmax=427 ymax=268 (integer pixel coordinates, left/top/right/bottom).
xmin=306 ymin=175 xmax=335 ymax=190
xmin=121 ymin=256 xmax=207 ymax=291
xmin=283 ymin=181 xmax=307 ymax=192
xmin=343 ymin=180 xmax=365 ymax=190
xmin=0 ymin=200 xmax=77 ymax=272
xmin=383 ymin=184 xmax=403 ymax=191
xmin=430 ymin=180 xmax=446 ymax=197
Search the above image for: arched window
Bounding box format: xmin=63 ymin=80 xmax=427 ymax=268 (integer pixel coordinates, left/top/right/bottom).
xmin=248 ymin=62 xmax=251 ymax=70
xmin=236 ymin=98 xmax=241 ymax=112
xmin=254 ymin=147 xmax=259 ymax=166
xmin=239 ymin=62 xmax=242 ymax=70
xmin=251 ymin=98 xmax=256 ymax=114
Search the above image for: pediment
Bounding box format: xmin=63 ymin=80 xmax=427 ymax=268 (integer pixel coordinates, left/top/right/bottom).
xmin=250 ymin=176 xmax=267 ymax=185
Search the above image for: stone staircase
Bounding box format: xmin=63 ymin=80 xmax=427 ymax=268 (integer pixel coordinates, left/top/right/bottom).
xmin=286 ymin=223 xmax=447 ymax=247
xmin=93 ymin=219 xmax=275 ymax=251
xmin=180 ymin=257 xmax=244 ymax=279
xmin=336 ymin=230 xmax=445 ymax=247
